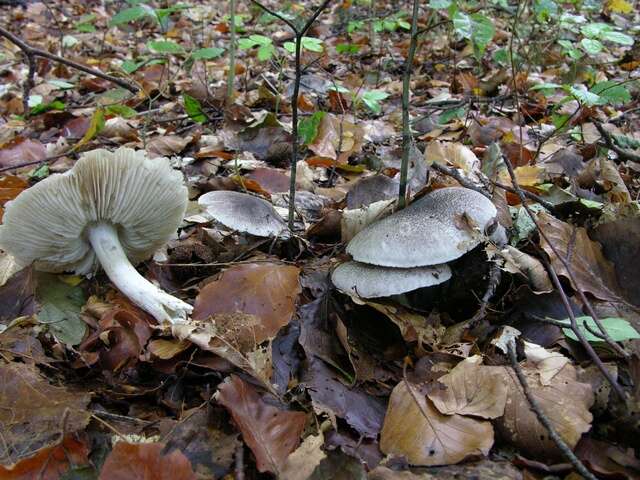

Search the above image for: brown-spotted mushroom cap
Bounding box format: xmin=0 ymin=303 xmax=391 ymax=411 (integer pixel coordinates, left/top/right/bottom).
xmin=0 ymin=147 xmax=191 ymax=324
xmin=331 ymin=261 xmax=452 ymax=299
xmin=346 ymin=187 xmax=498 ymax=268
xmin=198 ymin=190 xmax=290 ymax=239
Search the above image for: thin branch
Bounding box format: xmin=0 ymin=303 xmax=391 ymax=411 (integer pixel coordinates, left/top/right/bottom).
xmin=0 ymin=26 xmax=138 ymax=95
xmin=491 ymin=179 xmax=555 ymax=210
xmin=249 ymin=0 xmax=332 ymax=228
xmin=397 ymin=0 xmax=421 ymax=208
xmin=594 ymin=121 xmax=640 ymax=164
xmin=507 ymin=341 xmax=598 ymax=480
xmin=430 ymin=162 xmax=491 ymax=198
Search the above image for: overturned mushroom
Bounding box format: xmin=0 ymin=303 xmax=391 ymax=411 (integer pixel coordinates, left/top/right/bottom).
xmin=332 ymin=187 xmax=501 ymax=299
xmin=0 ymin=148 xmax=191 ymax=324
xmin=198 ymin=190 xmax=291 ymax=239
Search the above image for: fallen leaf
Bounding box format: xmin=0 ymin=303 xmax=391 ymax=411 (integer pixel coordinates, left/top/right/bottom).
xmin=0 ymin=362 xmax=91 ymax=465
xmin=537 ymin=211 xmax=624 ymax=303
xmin=0 ymin=137 xmax=46 ymax=168
xmin=427 ymin=356 xmax=508 ymax=419
xmin=0 ymin=176 xmax=28 ymax=221
xmin=0 ymin=266 xmax=36 ymax=324
xmin=36 ymin=272 xmax=86 ymax=346
xmin=193 ymin=262 xmax=301 ymax=345
xmin=380 ymin=381 xmax=494 ymax=466
xmin=216 ymin=375 xmax=306 ymax=475
xmin=495 ymin=361 xmax=594 ymax=462
xmin=98 ymin=442 xmax=196 ymax=480
xmin=280 ymin=433 xmax=327 ymax=480
xmin=0 ymin=435 xmax=91 ymax=479
xmin=146 ymin=135 xmax=192 ymax=157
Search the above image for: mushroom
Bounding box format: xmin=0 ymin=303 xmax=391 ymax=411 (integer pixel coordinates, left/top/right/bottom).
xmin=347 ymin=187 xmax=499 ymax=267
xmin=0 ymin=147 xmax=192 ymax=324
xmin=198 ymin=190 xmax=290 ymax=239
xmin=332 ymin=187 xmax=502 ymax=299
xmin=331 ymin=261 xmax=451 ymax=299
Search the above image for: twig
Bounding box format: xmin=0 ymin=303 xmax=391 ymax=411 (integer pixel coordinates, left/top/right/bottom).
xmin=429 ymin=162 xmax=492 ymax=199
xmin=249 ymin=0 xmax=332 ymax=228
xmin=397 ymin=0 xmax=421 ymax=208
xmin=507 ymin=341 xmax=598 ymax=480
xmin=0 ymin=26 xmax=138 ymax=98
xmin=468 ymin=260 xmax=502 ymax=328
xmin=593 ymin=121 xmax=640 ymax=164
xmin=491 ymin=180 xmax=555 ymax=210
xmin=235 ymin=444 xmax=245 ymax=480
xmin=0 ymin=152 xmax=70 ymax=173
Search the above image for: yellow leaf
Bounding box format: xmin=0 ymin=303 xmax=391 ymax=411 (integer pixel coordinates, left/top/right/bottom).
xmin=58 ymin=275 xmax=84 ymax=287
xmin=72 ymin=108 xmax=105 ymax=151
xmin=499 ymin=165 xmax=544 ymax=187
xmin=607 ymin=0 xmax=633 ymax=13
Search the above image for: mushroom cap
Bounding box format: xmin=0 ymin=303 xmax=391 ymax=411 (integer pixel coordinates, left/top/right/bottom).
xmin=0 ymin=148 xmax=188 ymax=275
xmin=331 ymin=261 xmax=451 ymax=298
xmin=346 ymin=187 xmax=497 ymax=267
xmin=198 ymin=190 xmax=290 ymax=238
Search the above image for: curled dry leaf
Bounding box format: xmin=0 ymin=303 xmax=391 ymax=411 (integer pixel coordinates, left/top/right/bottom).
xmin=380 ymin=381 xmax=494 ymax=466
xmin=523 ymin=341 xmax=569 ymax=386
xmin=537 ymin=211 xmax=623 ymax=303
xmin=216 ymin=375 xmax=307 ymax=475
xmin=495 ymin=362 xmax=594 ymax=462
xmin=98 ymin=442 xmax=196 ymax=480
xmin=307 ymin=113 xmax=364 ymax=162
xmin=0 ymin=362 xmax=91 ymax=465
xmin=0 ymin=435 xmax=90 ymax=479
xmin=489 ymin=244 xmax=552 ymax=293
xmin=427 ymin=356 xmax=508 ymax=419
xmin=193 ymin=262 xmax=301 ymax=345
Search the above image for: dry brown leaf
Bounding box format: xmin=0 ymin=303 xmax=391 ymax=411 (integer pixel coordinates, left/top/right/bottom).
xmin=0 ymin=362 xmax=91 ymax=465
xmin=146 ymin=134 xmax=192 ymax=157
xmin=424 ymin=141 xmax=480 ymax=174
xmin=492 ymin=245 xmax=553 ymax=293
xmin=523 ymin=341 xmax=569 ymax=386
xmin=280 ymin=433 xmax=327 ymax=480
xmin=308 ymin=113 xmax=364 ymax=161
xmin=537 ymin=211 xmax=623 ymax=302
xmin=380 ymin=381 xmax=494 ymax=466
xmin=495 ymin=362 xmax=594 ymax=462
xmin=0 ymin=137 xmax=46 ymax=168
xmin=216 ymin=375 xmax=306 ymax=475
xmin=427 ymin=356 xmax=508 ymax=419
xmin=98 ymin=442 xmax=196 ymax=480
xmin=193 ymin=263 xmax=301 ymax=345
xmin=0 ymin=435 xmax=90 ymax=479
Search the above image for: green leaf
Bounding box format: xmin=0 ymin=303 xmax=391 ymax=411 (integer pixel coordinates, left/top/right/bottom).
xmin=533 ymin=0 xmax=558 ymax=22
xmin=30 ymin=100 xmax=65 ymax=115
xmin=48 ymin=79 xmax=75 ymax=90
xmin=248 ymin=34 xmax=272 ymax=47
xmin=105 ymin=104 xmax=137 ymax=118
xmin=591 ymin=81 xmax=631 ymax=105
xmin=361 ymin=90 xmax=389 ymax=114
xmin=438 ymin=106 xmax=465 ymax=124
xmin=347 ymin=20 xmax=364 ymax=33
xmin=336 ymin=43 xmax=360 ymax=54
xmin=428 ymin=0 xmax=452 ymax=7
xmin=569 ymin=85 xmax=603 ymax=106
xmin=529 ymin=82 xmax=562 ymax=92
xmin=28 ymin=164 xmax=49 ymax=180
xmin=580 ymin=38 xmax=603 ymax=55
xmin=109 ymin=5 xmax=149 ymax=26
xmin=74 ymin=108 xmax=105 ymax=150
xmin=238 ymin=38 xmax=259 ymax=49
xmin=147 ymin=40 xmax=184 ymax=54
xmin=453 ymin=11 xmax=472 ymax=38
xmin=556 ymin=316 xmax=640 ymax=343
xmin=36 ymin=273 xmax=86 ymax=346
xmin=600 ymin=30 xmax=634 ymax=45
xmin=182 ymin=93 xmax=207 ymax=123
xmin=301 ymin=37 xmax=324 ymax=52
xmin=299 ymin=111 xmax=325 ymax=145
xmin=191 ymin=47 xmax=224 ymax=60
xmin=257 ymin=44 xmax=276 ymax=61
xmin=453 ymin=12 xmax=495 ymax=58
xmin=121 ymin=59 xmax=146 ymax=74
xmin=283 ymin=41 xmax=295 ymax=53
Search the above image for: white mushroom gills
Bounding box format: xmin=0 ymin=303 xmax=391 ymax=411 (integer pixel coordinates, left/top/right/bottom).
xmin=88 ymin=223 xmax=192 ymax=324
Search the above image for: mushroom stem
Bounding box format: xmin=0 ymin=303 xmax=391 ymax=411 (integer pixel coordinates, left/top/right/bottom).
xmin=88 ymin=223 xmax=192 ymax=324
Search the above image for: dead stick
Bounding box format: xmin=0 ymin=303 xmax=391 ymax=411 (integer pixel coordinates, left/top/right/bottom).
xmin=507 ymin=341 xmax=598 ymax=480
xmin=593 ymin=121 xmax=640 ymax=164
xmin=0 ymin=26 xmax=138 ymax=95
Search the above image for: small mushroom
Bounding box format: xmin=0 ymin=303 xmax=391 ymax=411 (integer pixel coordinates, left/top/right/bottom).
xmin=347 ymin=187 xmax=498 ymax=268
xmin=0 ymin=148 xmax=192 ymax=324
xmin=331 ymin=261 xmax=451 ymax=298
xmin=198 ymin=190 xmax=290 ymax=239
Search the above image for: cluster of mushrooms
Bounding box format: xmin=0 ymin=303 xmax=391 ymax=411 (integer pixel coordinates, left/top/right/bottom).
xmin=0 ymin=146 xmax=503 ymax=326
xmin=331 ymin=187 xmax=503 ymax=299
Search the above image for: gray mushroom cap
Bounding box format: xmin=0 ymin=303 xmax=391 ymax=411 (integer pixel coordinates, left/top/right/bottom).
xmin=0 ymin=148 xmax=188 ymax=275
xmin=198 ymin=190 xmax=290 ymax=238
xmin=331 ymin=261 xmax=452 ymax=298
xmin=346 ymin=187 xmax=497 ymax=268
